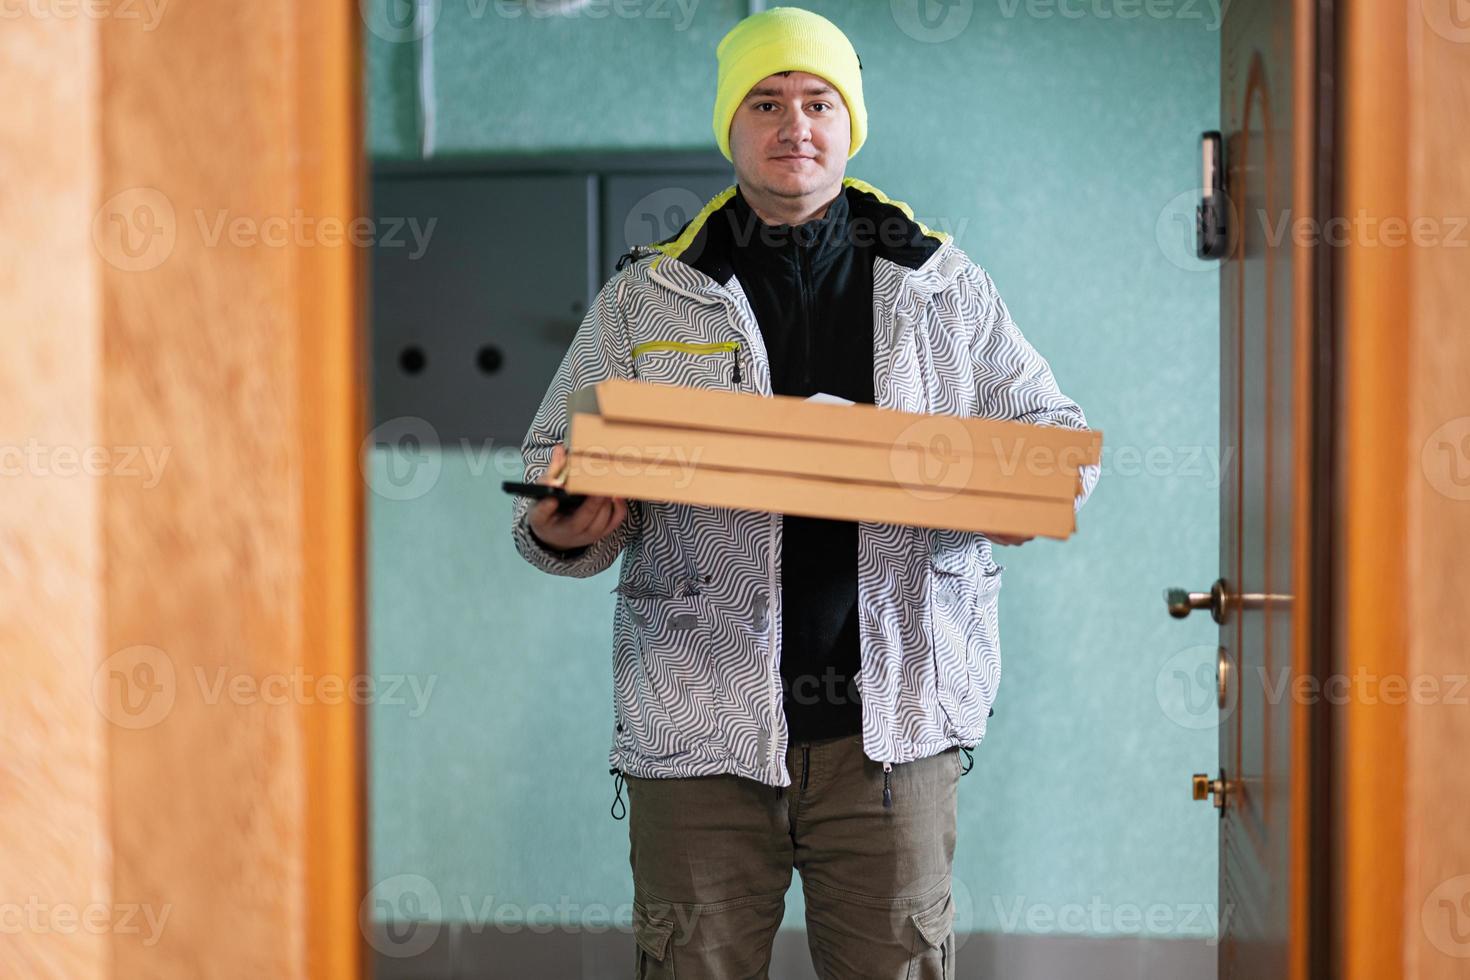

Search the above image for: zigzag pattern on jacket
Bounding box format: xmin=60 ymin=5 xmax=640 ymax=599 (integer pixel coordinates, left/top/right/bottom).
xmin=512 ymin=177 xmax=1100 ymax=788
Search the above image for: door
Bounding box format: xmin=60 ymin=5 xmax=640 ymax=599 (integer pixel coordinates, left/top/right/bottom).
xmin=1167 ymin=0 xmax=1324 ymax=977
xmin=1 ymin=4 xmax=367 ymax=978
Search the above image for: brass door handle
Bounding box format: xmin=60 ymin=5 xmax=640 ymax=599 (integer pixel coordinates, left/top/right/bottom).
xmin=1164 ymin=578 xmax=1291 ymax=625
xmin=1192 ymin=772 xmax=1226 ymax=809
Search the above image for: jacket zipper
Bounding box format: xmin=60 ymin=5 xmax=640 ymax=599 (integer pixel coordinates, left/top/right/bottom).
xmin=643 ymin=258 xmax=783 ymax=784
xmin=630 ymin=339 xmax=743 ymax=390
xmin=797 ymin=243 xmax=812 ymax=390
xmin=631 ymin=339 xmax=741 ymax=358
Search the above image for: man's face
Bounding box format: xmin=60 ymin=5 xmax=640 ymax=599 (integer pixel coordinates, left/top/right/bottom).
xmin=728 ymin=70 xmax=849 ymax=207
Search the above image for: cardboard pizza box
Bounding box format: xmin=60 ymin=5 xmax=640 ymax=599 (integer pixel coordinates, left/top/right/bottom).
xmin=569 ymin=379 xmax=1101 ymax=467
xmin=569 ymin=412 xmax=1081 ymax=502
xmin=559 ymin=380 xmax=1098 ymax=539
xmin=562 ymin=452 xmax=1077 ymax=538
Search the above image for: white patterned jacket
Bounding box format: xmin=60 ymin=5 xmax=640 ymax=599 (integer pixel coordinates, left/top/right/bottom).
xmin=512 ymin=177 xmax=1099 ymax=789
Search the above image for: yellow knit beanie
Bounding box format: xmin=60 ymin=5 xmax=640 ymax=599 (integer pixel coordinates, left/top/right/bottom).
xmin=712 ymin=6 xmax=867 ymax=164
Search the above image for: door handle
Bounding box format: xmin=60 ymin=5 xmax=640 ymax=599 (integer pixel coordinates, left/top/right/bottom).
xmin=1164 ymin=578 xmax=1292 ymax=625
xmin=1164 ymin=578 xmax=1232 ymax=624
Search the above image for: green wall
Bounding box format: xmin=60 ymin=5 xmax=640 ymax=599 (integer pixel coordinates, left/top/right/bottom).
xmin=367 ymin=0 xmax=1223 ymax=942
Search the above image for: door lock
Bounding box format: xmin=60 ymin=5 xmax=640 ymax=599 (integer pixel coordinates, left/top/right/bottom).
xmin=1192 ymin=772 xmax=1227 ymax=809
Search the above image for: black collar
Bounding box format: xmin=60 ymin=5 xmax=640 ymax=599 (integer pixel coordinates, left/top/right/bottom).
xmin=726 ymin=185 xmax=852 ymax=260
xmin=672 ymin=181 xmax=945 ymax=286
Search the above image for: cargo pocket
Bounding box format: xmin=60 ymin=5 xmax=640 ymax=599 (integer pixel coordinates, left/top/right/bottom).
xmin=634 ymin=900 xmax=676 ymax=978
xmin=907 ymin=887 xmax=955 ymax=980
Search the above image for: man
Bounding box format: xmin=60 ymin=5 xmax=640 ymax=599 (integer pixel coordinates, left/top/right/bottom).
xmin=511 ymin=7 xmax=1099 ymax=977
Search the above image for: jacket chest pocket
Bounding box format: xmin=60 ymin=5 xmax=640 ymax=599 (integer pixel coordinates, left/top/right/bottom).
xmin=631 ymin=340 xmax=743 ymax=390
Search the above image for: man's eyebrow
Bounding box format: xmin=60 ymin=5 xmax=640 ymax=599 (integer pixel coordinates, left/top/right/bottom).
xmin=746 ymin=84 xmax=837 ymax=99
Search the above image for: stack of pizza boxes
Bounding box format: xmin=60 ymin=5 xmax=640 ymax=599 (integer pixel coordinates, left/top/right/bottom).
xmin=562 ymin=380 xmax=1100 ymax=539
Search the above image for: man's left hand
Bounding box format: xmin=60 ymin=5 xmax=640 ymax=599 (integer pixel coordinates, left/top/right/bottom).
xmin=987 ymin=532 xmax=1033 ymax=546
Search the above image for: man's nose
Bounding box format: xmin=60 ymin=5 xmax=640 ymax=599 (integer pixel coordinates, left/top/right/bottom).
xmin=779 ymin=109 xmax=813 ymax=146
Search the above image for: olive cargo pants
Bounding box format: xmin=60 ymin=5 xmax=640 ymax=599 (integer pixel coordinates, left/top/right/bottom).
xmin=623 ymin=733 xmax=962 ymax=979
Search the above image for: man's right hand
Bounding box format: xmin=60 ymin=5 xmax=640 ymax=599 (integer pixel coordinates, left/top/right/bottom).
xmin=526 ymin=444 xmax=629 ymax=551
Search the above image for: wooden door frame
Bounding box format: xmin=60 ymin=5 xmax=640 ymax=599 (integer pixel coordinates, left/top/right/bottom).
xmin=1336 ymin=2 xmax=1470 ymax=979
xmin=4 ymin=3 xmax=367 ymax=978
